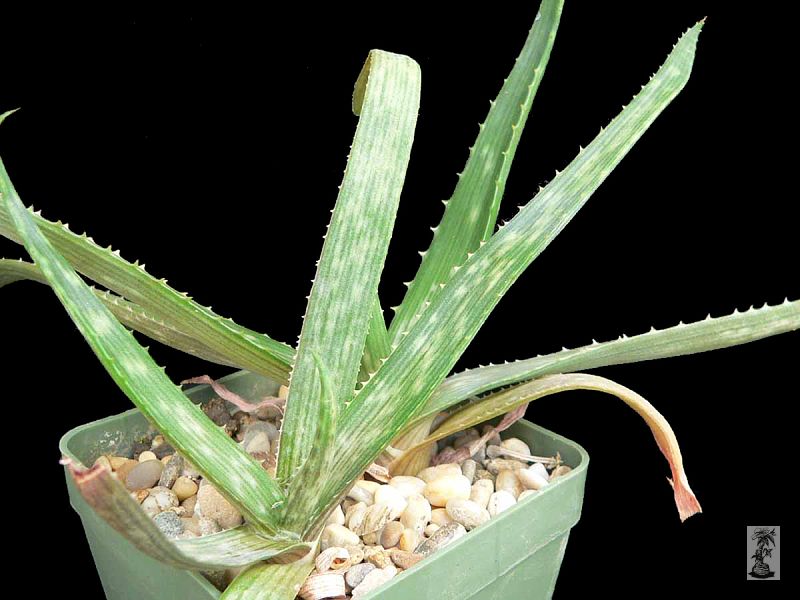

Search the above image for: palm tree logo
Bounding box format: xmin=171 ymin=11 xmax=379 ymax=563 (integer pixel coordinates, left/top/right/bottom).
xmin=750 ymin=527 xmax=776 ymax=578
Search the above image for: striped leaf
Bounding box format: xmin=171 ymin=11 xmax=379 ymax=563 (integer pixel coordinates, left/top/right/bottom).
xmin=303 ymin=22 xmax=704 ymax=533
xmin=1 ymin=165 xmax=288 ymax=535
xmin=1 ymin=258 xmax=236 ymax=365
xmin=389 ymin=0 xmax=563 ymax=342
xmin=221 ymin=546 xmax=317 ymax=600
xmin=412 ymin=299 xmax=800 ymax=423
xmin=66 ymin=461 xmax=309 ymax=570
xmin=277 ymin=50 xmax=421 ymax=487
xmin=407 ymin=373 xmax=702 ymax=521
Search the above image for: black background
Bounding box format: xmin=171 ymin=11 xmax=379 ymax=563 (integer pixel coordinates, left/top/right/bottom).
xmin=0 ymin=1 xmax=795 ymax=597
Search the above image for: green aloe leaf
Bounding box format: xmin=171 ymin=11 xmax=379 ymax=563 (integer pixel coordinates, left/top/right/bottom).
xmin=221 ymin=547 xmax=317 ymax=600
xmin=389 ymin=0 xmax=563 ymax=343
xmin=65 ymin=461 xmax=309 ymax=569
xmin=1 ymin=258 xmax=237 ymax=365
xmin=311 ymin=23 xmax=704 ymax=528
xmin=412 ymin=299 xmax=800 ymax=423
xmin=360 ymin=298 xmax=391 ymax=380
xmin=277 ymin=50 xmax=421 ymax=485
xmin=1 ymin=166 xmax=288 ymax=535
xmin=408 ymin=372 xmax=701 ymax=521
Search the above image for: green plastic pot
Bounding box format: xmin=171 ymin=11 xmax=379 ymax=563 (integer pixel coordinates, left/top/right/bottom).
xmin=60 ymin=371 xmax=589 ymax=599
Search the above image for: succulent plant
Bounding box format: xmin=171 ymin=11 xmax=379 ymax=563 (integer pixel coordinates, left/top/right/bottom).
xmin=1 ymin=1 xmax=797 ymax=597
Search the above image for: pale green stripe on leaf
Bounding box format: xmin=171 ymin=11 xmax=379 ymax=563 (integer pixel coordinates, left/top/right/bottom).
xmin=1 ymin=259 xmax=236 ymax=366
xmin=414 ymin=299 xmax=800 ymax=423
xmin=1 ymin=166 xmax=288 ymax=535
xmin=360 ymin=298 xmax=391 ymax=380
xmin=415 ymin=373 xmax=701 ymax=521
xmin=221 ymin=546 xmax=317 ymax=600
xmin=311 ymin=23 xmax=703 ymax=530
xmin=66 ymin=463 xmax=309 ymax=570
xmin=389 ymin=0 xmax=563 ymax=342
xmin=277 ymin=50 xmax=421 ymax=487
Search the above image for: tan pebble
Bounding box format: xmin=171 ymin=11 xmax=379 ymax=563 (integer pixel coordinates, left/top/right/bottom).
xmin=551 ymin=465 xmax=573 ymax=480
xmin=430 ymin=508 xmax=454 ymax=527
xmin=346 ymin=502 xmax=368 ymax=533
xmin=181 ymin=516 xmax=201 ymax=535
xmin=342 ymin=498 xmax=357 ymax=512
xmin=414 ymin=522 xmax=467 ymax=556
xmin=423 ymin=474 xmax=471 ymax=507
xmin=517 ymin=468 xmax=549 ymax=491
xmin=388 ymin=476 xmax=426 ymax=498
xmin=114 ymin=458 xmax=138 ymax=482
xmin=298 ymin=572 xmax=345 ymax=600
xmin=374 ymin=485 xmax=408 ymax=520
xmin=93 ymin=455 xmax=112 ymax=471
xmin=197 ymin=483 xmax=243 ymax=529
xmin=199 ymin=517 xmax=222 ymax=536
xmin=326 ymin=505 xmax=345 ymax=526
xmin=500 ymin=437 xmax=531 ymax=456
xmin=181 ymin=494 xmax=198 ymax=517
xmin=347 ymin=480 xmax=377 ymax=505
xmin=345 ymin=544 xmax=365 ymax=565
xmin=469 ymin=479 xmax=494 ymax=509
xmin=364 ymin=546 xmax=392 ymax=569
xmin=125 ymin=460 xmax=164 ymax=491
xmin=398 ymin=528 xmax=420 ymax=552
xmin=172 ymin=476 xmax=199 ymax=501
xmin=138 ymin=450 xmax=157 ymax=463
xmin=132 ymin=489 xmax=149 ymax=504
xmin=160 ymin=455 xmax=173 ymax=466
xmin=445 ymin=498 xmax=490 ymax=530
xmin=424 ymin=523 xmax=440 ymax=537
xmin=361 ymin=531 xmax=380 ymax=546
xmin=351 ymin=566 xmax=397 ymax=598
xmin=399 ymin=494 xmax=431 ymax=534
xmin=315 ymin=546 xmax=351 ymax=572
xmin=354 ymin=503 xmax=391 ymax=536
xmin=496 ymin=469 xmax=523 ymax=499
xmin=487 ymin=490 xmax=517 ymax=517
xmin=380 ymin=521 xmax=404 ymax=548
xmin=485 ymin=459 xmax=524 ymax=475
xmin=460 ymin=459 xmax=478 ymax=483
xmin=321 ymin=524 xmax=360 ymax=551
xmin=416 ymin=463 xmax=461 ymax=483
xmin=147 ymin=486 xmax=179 ymax=510
xmin=389 ymin=548 xmax=424 ymax=570
xmin=475 ymin=469 xmax=495 ymax=482
xmin=141 ymin=496 xmax=161 ymax=517
xmin=518 ymin=489 xmax=538 ymax=501
xmin=109 ymin=456 xmax=131 ymax=470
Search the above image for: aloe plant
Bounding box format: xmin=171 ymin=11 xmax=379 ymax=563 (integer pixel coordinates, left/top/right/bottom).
xmin=1 ymin=1 xmax=798 ymax=598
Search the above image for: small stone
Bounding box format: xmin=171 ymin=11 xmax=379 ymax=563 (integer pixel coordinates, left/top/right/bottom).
xmin=345 ymin=562 xmax=375 ymax=589
xmin=345 ymin=502 xmax=368 ymax=533
xmin=374 ymin=485 xmax=408 ymax=520
xmin=173 ymin=476 xmax=199 ymax=501
xmin=153 ymin=511 xmax=184 ymax=539
xmin=197 ymin=483 xmax=243 ymax=529
xmin=351 ymin=565 xmax=397 ymax=598
xmin=199 ymin=517 xmax=222 ymax=536
xmin=399 ymin=494 xmax=431 ymax=534
xmin=243 ymin=431 xmax=271 ymax=456
xmin=430 ymin=508 xmax=454 ymax=527
xmin=315 ymin=547 xmax=351 ymax=573
xmin=345 ymin=544 xmax=365 ymax=565
xmin=500 ymin=437 xmax=531 ymax=456
xmin=202 ymin=397 xmax=231 ymax=426
xmin=517 ymin=468 xmax=549 ymax=491
xmin=141 ymin=496 xmax=161 ymax=517
xmin=389 ymin=548 xmax=424 ymax=570
xmin=551 ymin=465 xmax=572 ymax=480
xmin=353 ymin=503 xmax=391 ymax=536
xmin=398 ymin=528 xmax=420 ymax=552
xmin=423 ymin=523 xmax=440 ymax=537
xmin=380 ymin=521 xmax=404 ymax=548
xmin=138 ymin=450 xmax=157 ymax=463
xmin=423 ymin=474 xmax=471 ymax=507
xmin=364 ymin=546 xmax=392 ymax=569
xmin=475 ymin=469 xmax=495 ymax=482
xmin=347 ymin=480 xmax=378 ymax=505
xmin=469 ymin=479 xmax=494 ymax=509
xmin=326 ymin=505 xmax=345 ymax=526
xmin=244 ymin=419 xmax=279 ymax=441
xmin=487 ymin=490 xmax=517 ymax=517
xmin=518 ymin=489 xmax=538 ymax=501
xmin=529 ymin=462 xmax=550 ymax=480
xmin=125 ymin=460 xmax=164 ymax=491
xmin=298 ymin=572 xmax=346 ymax=600
xmin=388 ymin=476 xmax=426 ymax=498
xmin=181 ymin=494 xmax=198 ymax=517
xmin=158 ymin=454 xmax=183 ymax=488
xmin=148 ymin=486 xmax=179 ymax=510
xmin=485 ymin=458 xmax=524 ymax=475
xmin=181 ymin=516 xmax=201 ymax=535
xmin=109 ymin=456 xmax=133 ymax=471
xmin=414 ymin=522 xmax=467 ymax=557
xmin=321 ymin=524 xmax=360 ymax=551
xmin=416 ymin=463 xmax=462 ymax=483
xmin=445 ymin=498 xmax=490 ymax=530
xmin=496 ymin=469 xmax=523 ymax=499
xmin=460 ymin=459 xmax=477 ymax=483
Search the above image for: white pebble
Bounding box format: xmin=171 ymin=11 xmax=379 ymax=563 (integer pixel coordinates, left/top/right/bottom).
xmin=487 ymin=490 xmax=517 ymax=517
xmin=445 ymin=498 xmax=490 ymax=530
xmin=469 ymin=479 xmax=494 ymax=509
xmin=423 ymin=474 xmax=471 ymax=507
xmin=388 ymin=476 xmax=426 ymax=498
xmin=500 ymin=437 xmax=531 ymax=456
xmin=374 ymin=485 xmax=408 ymax=520
xmin=496 ymin=469 xmax=523 ymax=499
xmin=417 ymin=463 xmax=462 ymax=483
xmin=517 ymin=468 xmax=549 ymax=491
